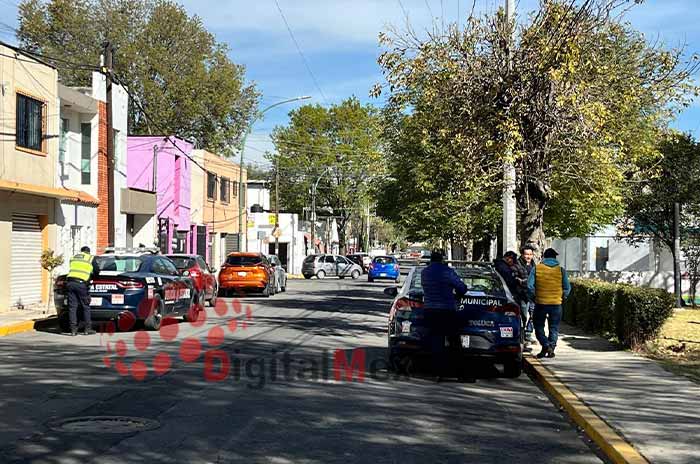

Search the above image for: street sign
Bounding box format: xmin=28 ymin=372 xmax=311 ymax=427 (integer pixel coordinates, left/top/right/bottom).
xmin=268 ymin=215 xmax=276 ymax=225
xmin=247 ymin=219 xmax=255 ymax=229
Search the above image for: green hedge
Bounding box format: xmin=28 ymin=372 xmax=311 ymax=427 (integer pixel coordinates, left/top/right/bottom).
xmin=563 ymin=278 xmax=675 ymax=348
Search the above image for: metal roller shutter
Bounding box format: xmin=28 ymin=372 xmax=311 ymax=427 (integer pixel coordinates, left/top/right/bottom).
xmin=11 ymin=214 xmax=43 ymax=307
xmin=224 ymin=234 xmax=241 ymax=255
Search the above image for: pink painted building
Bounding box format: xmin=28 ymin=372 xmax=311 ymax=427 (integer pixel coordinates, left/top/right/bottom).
xmin=127 ymin=135 xmax=208 ymax=257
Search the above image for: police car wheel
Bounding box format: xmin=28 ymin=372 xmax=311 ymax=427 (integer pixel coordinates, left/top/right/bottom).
xmin=144 ymin=297 xmax=164 ymax=331
xmin=351 ymin=270 xmax=360 ymax=280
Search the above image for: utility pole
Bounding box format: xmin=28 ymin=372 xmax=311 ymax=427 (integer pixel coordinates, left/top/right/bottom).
xmin=274 ymin=158 xmax=280 ymax=257
xmin=103 ymin=42 xmax=115 ymax=247
xmin=365 ymin=202 xmax=370 ymax=253
xmin=674 ymin=202 xmax=682 ymax=307
xmin=310 ymin=183 xmax=317 ymax=255
xmin=502 ymin=0 xmax=518 ymax=255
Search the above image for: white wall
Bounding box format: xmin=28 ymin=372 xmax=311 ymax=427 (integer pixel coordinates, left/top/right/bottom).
xmin=247 ymin=212 xmax=304 ymax=275
xmin=247 ymin=183 xmax=271 ymax=211
xmin=56 ymin=204 xmax=97 ymax=274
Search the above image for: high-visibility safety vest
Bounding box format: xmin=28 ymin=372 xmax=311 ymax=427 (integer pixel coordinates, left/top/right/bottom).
xmin=67 ymin=253 xmax=94 ymax=282
xmin=534 ymin=263 xmax=564 ymax=305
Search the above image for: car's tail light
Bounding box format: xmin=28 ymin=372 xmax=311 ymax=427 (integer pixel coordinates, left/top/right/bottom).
xmin=394 ymin=297 xmax=423 ymax=311
xmin=490 ymin=303 xmax=520 ymax=317
xmin=393 ymin=264 xmax=399 ymax=271
xmin=117 ymin=281 xmax=144 ymax=289
xmin=189 ymin=268 xmax=200 ymax=278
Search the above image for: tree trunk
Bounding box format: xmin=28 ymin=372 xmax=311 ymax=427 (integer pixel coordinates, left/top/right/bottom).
xmin=519 ymin=179 xmax=549 ymax=252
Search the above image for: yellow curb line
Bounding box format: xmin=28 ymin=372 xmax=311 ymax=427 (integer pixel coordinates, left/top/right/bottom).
xmin=524 ymin=356 xmax=648 ymax=464
xmin=0 ymin=320 xmax=38 ymax=337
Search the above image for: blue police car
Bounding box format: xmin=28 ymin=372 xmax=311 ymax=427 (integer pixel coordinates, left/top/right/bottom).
xmin=385 ymin=264 xmax=523 ymax=377
xmin=54 ymin=251 xmax=197 ymax=331
xmin=368 ymin=256 xmax=400 ymax=283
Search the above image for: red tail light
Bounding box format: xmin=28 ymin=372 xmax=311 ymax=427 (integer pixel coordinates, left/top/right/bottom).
xmin=393 ymin=264 xmax=399 ymax=271
xmin=489 ymin=303 xmax=520 ymax=317
xmin=189 ymin=268 xmax=200 ymax=278
xmin=395 ymin=297 xmax=423 ymax=310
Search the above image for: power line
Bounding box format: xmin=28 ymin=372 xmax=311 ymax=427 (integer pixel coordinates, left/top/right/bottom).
xmin=273 ymin=0 xmax=328 ymax=104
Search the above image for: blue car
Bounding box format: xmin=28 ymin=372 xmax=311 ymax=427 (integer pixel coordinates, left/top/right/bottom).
xmin=368 ymin=256 xmax=400 ymax=283
xmin=385 ymin=264 xmax=523 ymax=377
xmin=54 ymin=252 xmax=197 ymax=332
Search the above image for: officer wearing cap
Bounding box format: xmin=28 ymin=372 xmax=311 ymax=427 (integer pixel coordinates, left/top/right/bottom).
xmin=66 ymin=246 xmax=100 ymax=336
xmin=527 ymin=247 xmax=571 ymax=358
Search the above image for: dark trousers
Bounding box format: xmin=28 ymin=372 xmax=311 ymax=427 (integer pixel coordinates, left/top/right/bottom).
xmin=533 ymin=304 xmax=562 ymax=350
xmin=424 ymin=309 xmax=464 ymax=375
xmin=67 ymin=280 xmax=91 ymax=331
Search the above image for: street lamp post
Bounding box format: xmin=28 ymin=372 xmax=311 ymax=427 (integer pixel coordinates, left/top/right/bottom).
xmin=238 ymin=96 xmax=311 ymax=252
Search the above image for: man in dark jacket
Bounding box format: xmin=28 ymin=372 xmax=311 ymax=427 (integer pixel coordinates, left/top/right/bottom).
xmin=421 ymin=250 xmax=472 ymax=381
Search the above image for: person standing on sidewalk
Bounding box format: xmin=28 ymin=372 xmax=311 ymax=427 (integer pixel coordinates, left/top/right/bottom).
xmin=66 ymin=246 xmax=99 ymax=336
xmin=527 ymin=247 xmax=571 ymax=358
xmin=518 ymin=244 xmax=537 ymax=341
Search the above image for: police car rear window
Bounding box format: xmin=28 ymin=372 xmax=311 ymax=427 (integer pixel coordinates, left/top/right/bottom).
xmin=96 ymin=256 xmax=144 ymax=273
xmin=411 ymin=268 xmax=503 ymax=294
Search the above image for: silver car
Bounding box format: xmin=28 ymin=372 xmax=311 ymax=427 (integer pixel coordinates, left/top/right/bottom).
xmin=302 ymin=254 xmax=363 ymax=280
xmin=267 ymin=255 xmax=287 ymax=293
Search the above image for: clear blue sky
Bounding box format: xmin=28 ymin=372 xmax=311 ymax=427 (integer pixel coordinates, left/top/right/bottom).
xmin=1 ymin=0 xmax=698 ymax=167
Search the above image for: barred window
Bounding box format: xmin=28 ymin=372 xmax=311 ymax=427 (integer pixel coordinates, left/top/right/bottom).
xmin=220 ymin=177 xmax=230 ymax=203
xmin=16 ymin=93 xmax=45 ymax=152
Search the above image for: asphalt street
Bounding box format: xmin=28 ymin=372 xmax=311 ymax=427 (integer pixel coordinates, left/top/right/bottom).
xmin=0 ymin=278 xmax=605 ymax=463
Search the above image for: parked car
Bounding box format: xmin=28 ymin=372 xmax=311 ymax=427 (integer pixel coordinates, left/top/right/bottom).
xmin=267 ymin=254 xmax=287 ymax=293
xmin=218 ymin=252 xmax=276 ymax=297
xmin=385 ymin=264 xmax=523 ymax=377
xmin=54 ymin=252 xmax=196 ymax=331
xmin=302 ymin=254 xmax=363 ymax=280
xmin=166 ymin=254 xmax=217 ymax=307
xmin=347 ymin=252 xmax=372 ymax=272
xmin=368 ymin=256 xmax=400 ymax=283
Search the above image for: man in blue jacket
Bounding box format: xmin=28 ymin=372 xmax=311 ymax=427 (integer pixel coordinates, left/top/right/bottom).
xmin=421 ymin=250 xmax=471 ymax=381
xmin=527 ymin=248 xmax=571 ymax=358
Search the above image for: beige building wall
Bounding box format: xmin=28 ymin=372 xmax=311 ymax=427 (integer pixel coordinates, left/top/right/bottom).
xmin=192 ymin=150 xmax=247 ymax=266
xmin=0 ymin=43 xmax=60 ymax=311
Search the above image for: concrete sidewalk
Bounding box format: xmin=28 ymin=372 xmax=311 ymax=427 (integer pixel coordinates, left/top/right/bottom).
xmin=540 ymin=322 xmax=700 ymax=464
xmin=0 ymin=307 xmax=54 ymax=337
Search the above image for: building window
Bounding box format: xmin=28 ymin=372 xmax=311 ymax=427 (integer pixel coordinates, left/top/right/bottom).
xmin=220 ymin=177 xmax=230 ymax=204
xmin=16 ymin=93 xmax=45 ymax=152
xmin=81 ymin=123 xmax=91 ymax=184
xmin=207 ymin=172 xmax=217 ymax=200
xmin=232 ymin=181 xmax=239 ymax=198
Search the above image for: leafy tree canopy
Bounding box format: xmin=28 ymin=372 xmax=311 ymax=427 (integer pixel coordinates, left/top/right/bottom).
xmin=269 ymin=97 xmax=384 ymax=253
xmin=374 ymin=0 xmax=698 ymax=249
xmin=17 ymin=0 xmax=259 ymax=157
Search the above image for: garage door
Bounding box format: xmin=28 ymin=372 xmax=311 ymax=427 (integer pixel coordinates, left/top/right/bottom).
xmin=11 ymin=214 xmax=43 ymax=307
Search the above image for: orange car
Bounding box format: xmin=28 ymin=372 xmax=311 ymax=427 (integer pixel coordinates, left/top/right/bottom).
xmin=218 ymin=252 xmax=275 ymax=297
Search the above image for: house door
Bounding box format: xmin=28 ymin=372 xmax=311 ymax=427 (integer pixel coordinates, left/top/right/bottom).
xmin=268 ymin=242 xmax=289 ymax=270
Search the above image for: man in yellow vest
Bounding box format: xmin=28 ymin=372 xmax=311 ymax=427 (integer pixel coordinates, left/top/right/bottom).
xmin=66 ymin=246 xmax=100 ymax=336
xmin=527 ymin=248 xmax=571 ymax=358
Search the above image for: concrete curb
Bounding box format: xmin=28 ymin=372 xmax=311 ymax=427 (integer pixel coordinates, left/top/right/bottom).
xmin=524 ymin=356 xmax=648 ymax=464
xmin=0 ymin=319 xmax=40 ymax=337
xmin=287 ymin=274 xmax=307 ymax=280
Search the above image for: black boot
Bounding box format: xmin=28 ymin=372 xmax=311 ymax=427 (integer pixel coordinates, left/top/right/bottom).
xmin=69 ymin=329 xmax=78 ymax=336
xmin=536 ymin=347 xmax=548 ymax=359
xmin=82 ymin=326 xmax=96 ymax=335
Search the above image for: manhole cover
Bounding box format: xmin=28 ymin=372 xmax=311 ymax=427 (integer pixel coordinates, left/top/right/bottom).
xmin=48 ymin=416 xmax=160 ymax=434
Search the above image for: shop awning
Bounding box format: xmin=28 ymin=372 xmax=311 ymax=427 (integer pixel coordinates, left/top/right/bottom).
xmin=0 ymin=180 xmax=100 ymax=205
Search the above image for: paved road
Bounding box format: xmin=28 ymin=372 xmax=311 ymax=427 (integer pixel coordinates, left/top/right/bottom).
xmin=0 ymin=279 xmax=604 ymax=463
